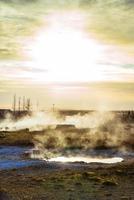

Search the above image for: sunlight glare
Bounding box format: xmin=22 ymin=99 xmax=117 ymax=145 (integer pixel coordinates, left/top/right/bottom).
xmin=48 ymin=156 xmax=123 ymax=164
xmin=27 ymin=12 xmax=105 ymax=82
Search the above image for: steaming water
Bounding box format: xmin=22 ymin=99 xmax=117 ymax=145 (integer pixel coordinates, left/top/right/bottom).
xmin=1 ymin=145 xmax=134 ymax=171
xmin=30 ymin=148 xmax=126 ymax=164
xmin=0 ymin=146 xmax=124 ymax=171
xmin=47 ymin=156 xmax=123 ymax=164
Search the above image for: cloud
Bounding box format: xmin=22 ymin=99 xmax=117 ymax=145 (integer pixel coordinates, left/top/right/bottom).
xmin=0 ymin=60 xmax=48 ymax=80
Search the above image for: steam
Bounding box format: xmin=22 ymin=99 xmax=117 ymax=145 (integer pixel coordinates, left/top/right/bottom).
xmin=0 ymin=111 xmax=133 ymax=158
xmin=33 ymin=112 xmax=128 ymax=151
xmin=0 ymin=111 xmax=60 ymax=131
xmin=0 ymin=111 xmax=115 ymax=131
xmin=32 ymin=111 xmax=134 ymax=159
xmin=64 ymin=112 xmax=114 ymax=129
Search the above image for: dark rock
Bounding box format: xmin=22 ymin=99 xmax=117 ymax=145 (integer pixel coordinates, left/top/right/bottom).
xmin=0 ymin=191 xmax=12 ymax=200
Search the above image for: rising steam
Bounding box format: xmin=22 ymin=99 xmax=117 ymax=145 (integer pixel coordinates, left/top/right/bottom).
xmin=33 ymin=111 xmax=129 ymax=152
xmin=0 ymin=111 xmax=133 ymax=157
xmin=0 ymin=111 xmax=115 ymax=131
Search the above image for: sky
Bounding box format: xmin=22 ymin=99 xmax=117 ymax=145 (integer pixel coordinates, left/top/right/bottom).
xmin=0 ymin=0 xmax=134 ymax=110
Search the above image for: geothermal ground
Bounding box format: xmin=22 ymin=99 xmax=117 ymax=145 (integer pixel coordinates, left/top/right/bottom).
xmin=0 ymin=111 xmax=134 ymax=200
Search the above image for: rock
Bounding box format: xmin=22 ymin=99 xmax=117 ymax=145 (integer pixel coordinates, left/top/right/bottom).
xmin=0 ymin=190 xmax=12 ymax=200
xmin=102 ymin=179 xmax=118 ymax=186
xmin=120 ymin=196 xmax=131 ymax=200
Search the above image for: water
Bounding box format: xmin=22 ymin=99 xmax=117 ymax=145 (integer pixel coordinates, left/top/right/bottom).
xmin=31 ymin=147 xmax=134 ymax=164
xmin=0 ymin=146 xmax=42 ymax=170
xmin=48 ymin=156 xmax=123 ymax=163
xmin=0 ymin=146 xmax=133 ymax=170
xmin=31 ymin=148 xmax=127 ymax=164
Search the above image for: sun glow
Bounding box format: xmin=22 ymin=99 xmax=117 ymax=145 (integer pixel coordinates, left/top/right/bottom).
xmin=26 ymin=12 xmax=106 ymax=82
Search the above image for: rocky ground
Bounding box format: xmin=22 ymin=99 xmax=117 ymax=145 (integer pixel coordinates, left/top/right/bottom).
xmin=0 ymin=159 xmax=134 ymax=200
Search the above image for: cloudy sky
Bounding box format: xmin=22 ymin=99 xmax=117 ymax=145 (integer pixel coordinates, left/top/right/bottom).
xmin=0 ymin=0 xmax=134 ymax=110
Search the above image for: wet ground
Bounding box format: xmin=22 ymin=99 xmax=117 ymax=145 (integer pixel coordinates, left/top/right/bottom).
xmin=0 ymin=146 xmax=43 ymax=170
xmin=0 ymin=145 xmax=134 ymax=171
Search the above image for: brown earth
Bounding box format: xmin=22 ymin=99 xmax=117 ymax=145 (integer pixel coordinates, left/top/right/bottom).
xmin=0 ymin=160 xmax=134 ymax=200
